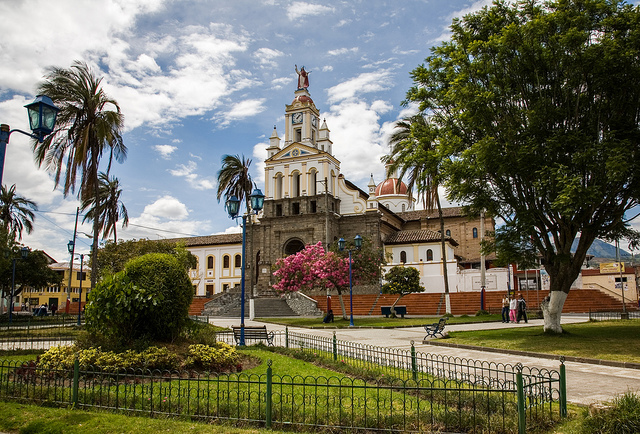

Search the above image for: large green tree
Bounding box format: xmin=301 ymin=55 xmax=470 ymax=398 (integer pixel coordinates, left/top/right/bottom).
xmin=383 ymin=115 xmax=452 ymax=313
xmin=0 ymin=184 xmax=37 ymax=241
xmin=406 ymin=0 xmax=640 ymax=332
xmin=81 ymin=172 xmax=128 ymax=243
xmin=34 ymin=61 xmax=127 ymax=291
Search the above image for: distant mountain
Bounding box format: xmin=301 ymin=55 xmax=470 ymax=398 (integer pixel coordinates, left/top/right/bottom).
xmin=571 ymin=238 xmax=631 ymax=259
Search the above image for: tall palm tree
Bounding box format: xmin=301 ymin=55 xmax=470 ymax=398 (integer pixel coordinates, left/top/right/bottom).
xmin=216 ymin=154 xmax=255 ymax=211
xmin=0 ymin=184 xmax=37 ymax=241
xmin=81 ymin=172 xmax=129 ymax=243
xmin=33 ymin=60 xmax=127 ymax=290
xmin=383 ymin=114 xmax=452 ymax=313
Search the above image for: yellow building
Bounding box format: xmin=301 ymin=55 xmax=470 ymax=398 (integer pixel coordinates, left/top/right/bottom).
xmin=20 ymin=261 xmax=91 ymax=310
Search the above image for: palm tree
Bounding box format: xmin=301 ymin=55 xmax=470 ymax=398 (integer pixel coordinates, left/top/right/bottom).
xmin=0 ymin=184 xmax=37 ymax=241
xmin=383 ymin=114 xmax=452 ymax=313
xmin=216 ymin=154 xmax=255 ymax=211
xmin=81 ymin=172 xmax=129 ymax=243
xmin=33 ymin=60 xmax=127 ymax=290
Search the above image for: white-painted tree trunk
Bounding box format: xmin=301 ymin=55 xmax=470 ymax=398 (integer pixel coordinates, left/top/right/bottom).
xmin=445 ymin=292 xmax=451 ymax=315
xmin=541 ymin=291 xmax=568 ymax=333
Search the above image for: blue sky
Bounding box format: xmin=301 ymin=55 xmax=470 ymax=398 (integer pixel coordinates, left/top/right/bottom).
xmin=1 ymin=0 xmax=637 ymax=262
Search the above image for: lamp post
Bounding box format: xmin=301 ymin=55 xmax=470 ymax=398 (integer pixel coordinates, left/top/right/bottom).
xmin=0 ymin=95 xmax=59 ymax=186
xmin=225 ymin=188 xmax=265 ymax=346
xmin=69 ymin=252 xmax=86 ymax=326
xmin=338 ymin=234 xmax=362 ymax=327
xmin=8 ymin=247 xmax=30 ymax=323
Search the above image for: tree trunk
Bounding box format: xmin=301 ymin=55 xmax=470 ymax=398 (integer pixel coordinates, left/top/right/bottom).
xmin=335 ymin=287 xmax=348 ymax=320
xmin=436 ymin=194 xmax=451 ymax=314
xmin=541 ymin=290 xmax=567 ymax=333
xmin=391 ymin=293 xmax=405 ymax=318
xmin=90 ymin=155 xmax=100 ymax=291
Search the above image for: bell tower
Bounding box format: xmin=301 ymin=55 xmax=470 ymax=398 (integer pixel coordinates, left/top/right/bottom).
xmin=285 ymin=88 xmax=321 ymax=149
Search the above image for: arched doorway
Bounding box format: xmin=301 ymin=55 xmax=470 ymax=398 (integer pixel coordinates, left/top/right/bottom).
xmin=283 ymin=238 xmax=305 ymax=256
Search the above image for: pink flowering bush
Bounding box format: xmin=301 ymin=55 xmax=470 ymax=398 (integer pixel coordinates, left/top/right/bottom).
xmin=272 ymin=242 xmax=351 ymax=294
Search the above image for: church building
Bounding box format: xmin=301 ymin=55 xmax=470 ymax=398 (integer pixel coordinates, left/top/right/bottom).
xmin=175 ymin=77 xmax=496 ymax=298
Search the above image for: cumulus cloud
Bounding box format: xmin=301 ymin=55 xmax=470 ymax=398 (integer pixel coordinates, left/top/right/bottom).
xmin=327 ymin=47 xmax=358 ymax=56
xmin=326 ymin=69 xmax=394 ymax=104
xmin=141 ymin=195 xmax=189 ymax=220
xmin=169 ymin=161 xmax=216 ymax=190
xmin=286 ymin=2 xmax=335 ymax=21
xmin=218 ymin=98 xmax=267 ymax=126
xmin=154 ymin=144 xmax=177 ymax=159
xmin=253 ymin=47 xmax=284 ymax=69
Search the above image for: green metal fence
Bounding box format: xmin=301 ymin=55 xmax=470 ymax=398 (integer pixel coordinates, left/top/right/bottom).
xmin=0 ymin=316 xmax=79 ymax=351
xmin=0 ymin=356 xmax=558 ymax=433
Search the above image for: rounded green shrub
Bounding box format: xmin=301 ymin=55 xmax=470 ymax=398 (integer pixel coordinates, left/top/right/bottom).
xmin=85 ymin=253 xmax=193 ymax=347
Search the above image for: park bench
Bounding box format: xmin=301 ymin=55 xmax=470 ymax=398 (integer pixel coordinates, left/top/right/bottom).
xmin=232 ymin=325 xmax=274 ymax=346
xmin=380 ymin=305 xmax=407 ymax=318
xmin=424 ymin=317 xmax=448 ymax=339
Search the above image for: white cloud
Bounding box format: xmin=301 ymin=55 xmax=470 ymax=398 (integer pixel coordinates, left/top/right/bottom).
xmin=253 ymin=142 xmax=269 ymax=186
xmin=286 ymin=2 xmax=335 ymax=21
xmin=326 ymin=69 xmax=394 ymax=104
xmin=154 ymin=144 xmax=177 ymax=159
xmin=218 ymin=99 xmax=267 ymax=126
xmin=253 ymin=48 xmax=284 ymax=69
xmin=327 ymin=47 xmax=359 ymax=56
xmin=141 ymin=195 xmax=189 ymax=220
xmin=169 ymin=161 xmax=216 ymax=190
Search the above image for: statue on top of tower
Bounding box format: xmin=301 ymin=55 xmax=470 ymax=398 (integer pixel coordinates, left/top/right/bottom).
xmin=295 ymin=64 xmax=311 ymax=89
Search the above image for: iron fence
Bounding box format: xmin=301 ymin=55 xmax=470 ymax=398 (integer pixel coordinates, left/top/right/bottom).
xmin=0 ymin=357 xmax=558 ymax=433
xmin=588 ymin=310 xmax=640 ymax=321
xmin=0 ymin=316 xmax=79 ymax=351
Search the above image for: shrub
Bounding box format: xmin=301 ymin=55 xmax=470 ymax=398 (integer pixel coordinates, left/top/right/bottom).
xmin=183 ymin=343 xmax=239 ymax=371
xmin=580 ymin=392 xmax=640 ymax=434
xmin=475 ymin=309 xmax=490 ymax=316
xmin=85 ymin=253 xmax=193 ymax=347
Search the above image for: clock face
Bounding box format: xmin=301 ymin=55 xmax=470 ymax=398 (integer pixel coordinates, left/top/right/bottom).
xmin=292 ymin=112 xmax=303 ymax=124
xmin=311 ymin=116 xmax=317 ymax=127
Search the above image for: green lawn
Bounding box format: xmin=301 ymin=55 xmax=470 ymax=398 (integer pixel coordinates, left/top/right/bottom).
xmin=445 ymin=320 xmax=640 ymax=364
xmin=257 ymin=314 xmax=503 ymax=328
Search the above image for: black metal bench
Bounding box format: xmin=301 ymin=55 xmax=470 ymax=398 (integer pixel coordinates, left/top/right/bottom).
xmin=232 ymin=325 xmax=274 ymax=346
xmin=424 ymin=317 xmax=448 ymax=339
xmin=381 ymin=305 xmax=407 ymax=318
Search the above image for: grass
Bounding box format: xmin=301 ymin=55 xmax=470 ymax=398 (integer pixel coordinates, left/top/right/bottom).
xmin=444 ymin=320 xmax=640 ymax=364
xmin=0 ymin=400 xmax=288 ymax=434
xmin=257 ymin=313 xmax=504 ymax=328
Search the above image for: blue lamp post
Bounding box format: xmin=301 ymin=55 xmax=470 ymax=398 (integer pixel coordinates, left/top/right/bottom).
xmin=0 ymin=95 xmax=59 ymax=186
xmin=8 ymin=247 xmax=30 ymax=323
xmin=338 ymin=234 xmax=362 ymax=327
xmin=226 ymin=188 xmax=265 ymax=345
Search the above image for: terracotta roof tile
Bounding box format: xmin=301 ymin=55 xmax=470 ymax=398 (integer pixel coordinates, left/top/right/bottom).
xmin=398 ymin=206 xmax=465 ymax=221
xmin=385 ymin=229 xmax=458 ymax=246
xmin=165 ymin=233 xmax=242 ymax=247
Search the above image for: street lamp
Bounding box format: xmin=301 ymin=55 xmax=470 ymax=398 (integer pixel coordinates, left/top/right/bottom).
xmin=69 ymin=252 xmax=86 ymax=326
xmin=225 ymin=188 xmax=265 ymax=346
xmin=8 ymin=247 xmax=30 ymax=323
xmin=0 ymin=95 xmax=59 ymax=186
xmin=338 ymin=234 xmax=362 ymax=327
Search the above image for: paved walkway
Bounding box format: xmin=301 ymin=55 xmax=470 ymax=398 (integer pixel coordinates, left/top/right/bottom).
xmin=211 ymin=316 xmax=640 ymax=406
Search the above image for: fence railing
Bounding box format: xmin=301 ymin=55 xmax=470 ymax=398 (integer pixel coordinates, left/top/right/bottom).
xmin=0 ymin=356 xmax=560 ymax=434
xmin=214 ymin=328 xmax=565 ymax=433
xmin=0 ymin=321 xmax=566 ymax=433
xmin=0 ymin=316 xmax=80 ymax=351
xmin=588 ymin=310 xmax=640 ymax=321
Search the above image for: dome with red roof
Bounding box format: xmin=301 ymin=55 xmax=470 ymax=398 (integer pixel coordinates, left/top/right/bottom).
xmin=292 ymin=94 xmax=313 ymax=104
xmin=375 ymin=178 xmax=408 ymax=196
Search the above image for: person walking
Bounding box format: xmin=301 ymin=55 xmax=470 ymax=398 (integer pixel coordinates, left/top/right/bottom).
xmin=501 ymin=294 xmax=510 ymax=323
xmin=509 ymin=297 xmax=518 ymax=323
xmin=517 ymin=294 xmax=528 ymax=323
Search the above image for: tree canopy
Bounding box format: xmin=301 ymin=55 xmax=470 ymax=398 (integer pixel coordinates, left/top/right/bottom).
xmin=405 ymin=0 xmax=640 ymax=331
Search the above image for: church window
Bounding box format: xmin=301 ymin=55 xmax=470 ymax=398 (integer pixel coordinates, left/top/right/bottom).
xmin=426 ymin=249 xmax=433 ymax=261
xmin=223 ymin=255 xmax=230 ymax=269
xmin=311 ymin=130 xmax=316 ymax=145
xmin=292 ymin=202 xmax=300 ymax=215
xmin=234 ymin=254 xmax=242 ymax=269
xmin=276 ymin=204 xmax=282 ymax=216
xmin=400 ymin=251 xmax=407 ymax=263
xmin=291 ymin=172 xmax=300 ymax=197
xmin=309 ymin=170 xmax=317 ymax=195
xmin=295 ymin=128 xmax=302 ymax=142
xmin=275 ymin=174 xmax=283 ymax=199
xmin=446 ymin=230 xmax=451 ymax=237
xmin=310 ymin=200 xmax=317 ymax=213
xmin=402 ymin=204 xmax=405 ymax=212
xmin=207 ymin=256 xmax=214 ymax=269
xmin=473 ymin=228 xmax=478 ymax=238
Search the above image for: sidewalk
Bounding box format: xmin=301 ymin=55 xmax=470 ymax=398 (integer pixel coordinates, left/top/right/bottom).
xmin=211 ymin=316 xmax=640 ymax=406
